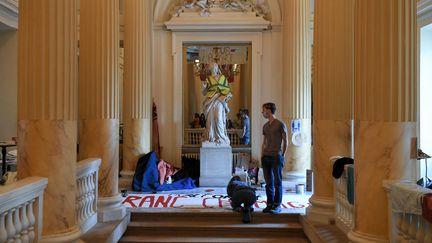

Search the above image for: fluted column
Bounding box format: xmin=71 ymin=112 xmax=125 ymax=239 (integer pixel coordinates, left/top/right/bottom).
xmin=120 ymin=0 xmax=152 ymax=188
xmin=348 ymin=0 xmax=417 ymax=242
xmin=282 ymin=0 xmax=312 ymax=179
xmin=17 ymin=0 xmax=80 ymax=240
xmin=79 ymin=0 xmax=125 ymax=222
xmin=306 ymin=0 xmax=355 ymax=224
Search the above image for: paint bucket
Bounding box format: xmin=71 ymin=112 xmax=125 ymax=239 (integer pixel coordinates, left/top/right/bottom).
xmin=295 ymin=184 xmax=305 ymax=195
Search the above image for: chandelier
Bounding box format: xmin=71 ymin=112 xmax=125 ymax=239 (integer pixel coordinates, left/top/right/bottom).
xmin=192 ymin=46 xmax=242 ymax=82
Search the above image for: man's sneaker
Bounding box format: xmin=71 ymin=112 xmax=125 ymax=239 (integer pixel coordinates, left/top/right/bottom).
xmin=262 ymin=205 xmax=273 ymax=213
xmin=270 ymin=205 xmax=282 ymax=214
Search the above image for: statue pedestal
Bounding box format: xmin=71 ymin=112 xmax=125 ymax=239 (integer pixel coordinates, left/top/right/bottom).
xmin=200 ymin=142 xmax=233 ymax=187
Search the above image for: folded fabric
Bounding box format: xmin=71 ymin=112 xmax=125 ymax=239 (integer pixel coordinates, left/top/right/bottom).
xmin=347 ymin=164 xmax=355 ymax=205
xmin=332 ymin=157 xmax=354 ymax=179
xmin=422 ymin=193 xmax=432 ymax=224
xmin=390 ymin=181 xmax=432 ymax=215
xmin=157 ymin=159 xmax=179 ymax=185
xmin=132 ymin=151 xmax=196 ymax=192
xmin=132 ymin=151 xmax=157 ymax=191
xmin=157 ymin=177 xmax=196 ymax=192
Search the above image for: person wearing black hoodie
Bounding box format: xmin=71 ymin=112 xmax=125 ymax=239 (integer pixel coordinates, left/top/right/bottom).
xmin=227 ymin=176 xmax=257 ymax=223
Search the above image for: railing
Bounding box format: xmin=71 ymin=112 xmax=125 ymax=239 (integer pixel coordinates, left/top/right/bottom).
xmin=228 ymin=129 xmax=242 ymax=145
xmin=184 ymin=128 xmax=205 ymax=146
xmin=334 ymin=161 xmax=354 ymax=234
xmin=181 ymin=152 xmax=250 ymax=168
xmin=181 ymin=153 xmax=200 ymax=160
xmin=184 ymin=128 xmax=244 ymax=146
xmin=0 ymin=177 xmax=48 ymax=243
xmin=383 ymin=180 xmax=432 ymax=243
xmin=76 ymin=158 xmax=101 ymax=235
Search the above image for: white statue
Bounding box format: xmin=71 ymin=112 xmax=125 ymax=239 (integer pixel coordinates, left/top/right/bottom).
xmin=202 ymin=63 xmax=232 ymax=145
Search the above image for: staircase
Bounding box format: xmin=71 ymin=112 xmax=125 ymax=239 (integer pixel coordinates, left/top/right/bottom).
xmin=119 ymin=209 xmax=309 ymax=243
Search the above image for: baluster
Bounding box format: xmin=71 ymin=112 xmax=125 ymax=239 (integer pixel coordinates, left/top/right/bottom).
xmin=346 ymin=202 xmax=350 ymax=227
xmin=20 ymin=203 xmax=30 ymax=243
xmin=344 ymin=207 xmax=348 ymax=226
xmin=395 ymin=213 xmax=403 ymax=243
xmin=77 ymin=178 xmax=83 ymax=223
xmin=81 ymin=177 xmax=87 ymax=222
xmin=84 ymin=176 xmax=91 ymax=219
xmin=401 ymin=213 xmax=410 ymax=242
xmin=77 ymin=177 xmax=83 ymax=224
xmin=0 ymin=212 xmax=7 ymax=243
xmin=80 ymin=176 xmax=87 ymax=223
xmin=424 ymin=220 xmax=432 ymax=243
xmin=13 ymin=206 xmax=22 ymax=243
xmin=347 ymin=205 xmax=352 ymax=229
xmin=27 ymin=200 xmax=35 ymax=242
xmin=5 ymin=209 xmax=15 ymax=243
xmin=416 ymin=217 xmax=426 ymax=243
xmin=86 ymin=175 xmax=93 ymax=219
xmin=83 ymin=176 xmax=90 ymax=221
xmin=75 ymin=178 xmax=80 ymax=212
xmin=91 ymin=172 xmax=97 ymax=213
xmin=408 ymin=215 xmax=418 ymax=241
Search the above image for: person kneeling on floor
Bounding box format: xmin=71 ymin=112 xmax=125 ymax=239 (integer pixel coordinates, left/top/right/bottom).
xmin=227 ymin=176 xmax=257 ymax=223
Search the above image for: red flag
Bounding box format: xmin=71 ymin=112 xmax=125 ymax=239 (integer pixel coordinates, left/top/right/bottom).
xmin=153 ymin=101 xmax=161 ymax=159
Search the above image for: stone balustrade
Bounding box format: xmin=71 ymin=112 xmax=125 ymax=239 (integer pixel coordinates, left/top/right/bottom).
xmin=334 ymin=164 xmax=355 ymax=234
xmin=184 ymin=128 xmax=244 ymax=146
xmin=0 ymin=177 xmax=48 ymax=243
xmin=383 ymin=180 xmax=432 ymax=243
xmin=181 ymin=152 xmax=250 ymax=169
xmin=76 ymin=158 xmax=101 ymax=235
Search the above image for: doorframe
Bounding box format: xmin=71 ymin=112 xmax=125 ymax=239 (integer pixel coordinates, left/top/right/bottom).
xmin=416 ymin=0 xmax=432 ymax=179
xmin=171 ymin=32 xmax=264 ymax=163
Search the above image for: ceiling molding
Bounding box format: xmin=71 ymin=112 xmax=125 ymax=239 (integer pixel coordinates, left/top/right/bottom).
xmin=418 ymin=0 xmax=432 ymax=24
xmin=0 ymin=0 xmax=18 ymax=30
xmin=165 ymin=6 xmax=270 ymax=32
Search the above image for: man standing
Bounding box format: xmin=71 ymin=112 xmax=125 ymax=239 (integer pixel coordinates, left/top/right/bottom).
xmin=261 ymin=103 xmax=287 ymax=214
xmin=240 ymin=109 xmax=250 ymax=145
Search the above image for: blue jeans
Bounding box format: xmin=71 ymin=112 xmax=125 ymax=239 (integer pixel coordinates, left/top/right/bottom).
xmin=241 ymin=136 xmax=250 ymax=145
xmin=261 ymin=154 xmax=284 ymax=207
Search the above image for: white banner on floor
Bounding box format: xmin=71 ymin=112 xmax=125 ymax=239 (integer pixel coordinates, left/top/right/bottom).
xmin=121 ymin=193 xmax=310 ymax=210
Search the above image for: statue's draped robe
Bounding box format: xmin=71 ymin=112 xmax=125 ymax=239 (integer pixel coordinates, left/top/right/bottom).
xmin=202 ymin=75 xmax=232 ymax=145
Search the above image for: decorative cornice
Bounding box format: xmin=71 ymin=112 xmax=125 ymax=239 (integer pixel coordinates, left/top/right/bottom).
xmin=171 ymin=0 xmax=270 ymax=18
xmin=418 ymin=0 xmax=432 ymax=22
xmin=166 ymin=0 xmax=270 ymax=31
xmin=0 ymin=0 xmax=18 ymax=30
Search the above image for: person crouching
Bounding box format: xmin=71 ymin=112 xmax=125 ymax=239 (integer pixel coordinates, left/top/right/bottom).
xmin=227 ymin=176 xmax=257 ymax=223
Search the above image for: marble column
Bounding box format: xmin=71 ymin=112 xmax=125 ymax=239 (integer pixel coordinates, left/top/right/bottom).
xmin=348 ymin=0 xmax=417 ymax=242
xmin=120 ymin=0 xmax=152 ymax=189
xmin=17 ymin=0 xmax=80 ymax=241
xmin=306 ymin=0 xmax=355 ymax=224
xmin=282 ymin=0 xmax=312 ymax=180
xmin=79 ymin=0 xmax=125 ymax=222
